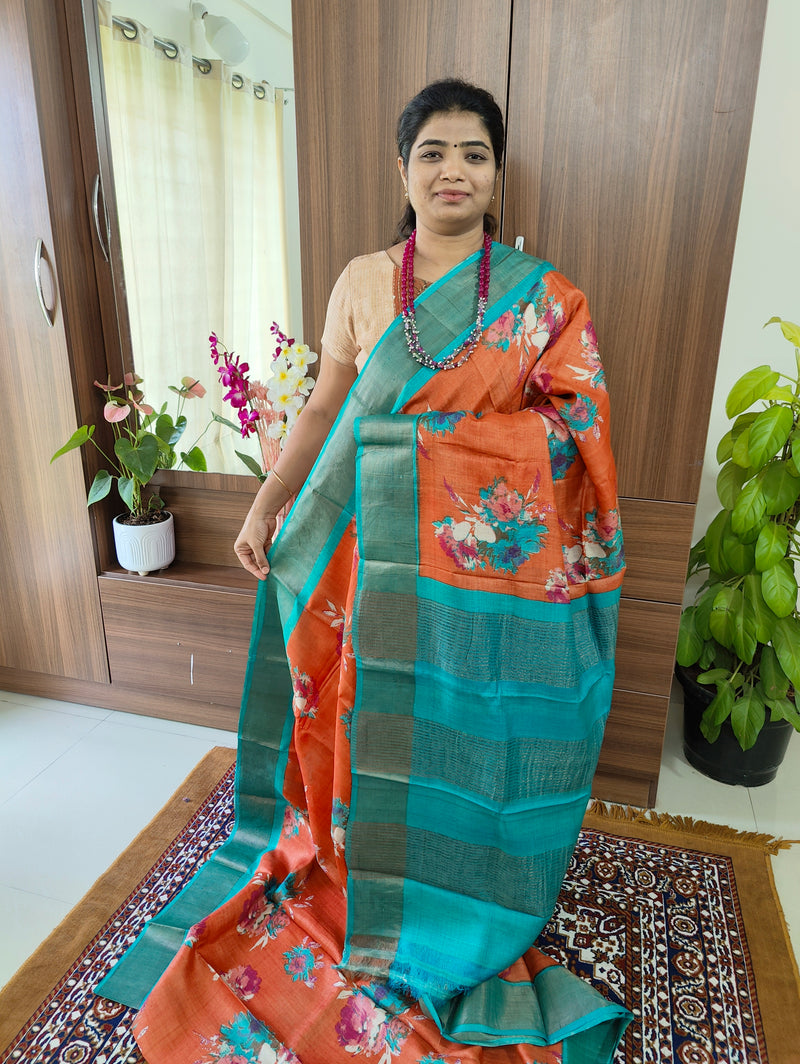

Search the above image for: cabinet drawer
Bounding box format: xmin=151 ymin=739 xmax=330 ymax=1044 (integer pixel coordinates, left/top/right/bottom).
xmin=615 ymin=596 xmax=681 ymax=699
xmin=618 ymin=498 xmax=695 ymax=604
xmin=600 ymin=689 xmax=669 ymax=781
xmin=99 ymin=577 xmax=256 ymax=706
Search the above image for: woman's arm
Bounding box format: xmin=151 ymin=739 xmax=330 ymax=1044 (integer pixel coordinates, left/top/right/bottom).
xmin=234 ymin=352 xmax=358 ymax=579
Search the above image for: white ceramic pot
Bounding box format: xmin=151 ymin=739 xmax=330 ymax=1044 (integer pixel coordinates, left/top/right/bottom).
xmin=112 ymin=511 xmax=175 ymax=576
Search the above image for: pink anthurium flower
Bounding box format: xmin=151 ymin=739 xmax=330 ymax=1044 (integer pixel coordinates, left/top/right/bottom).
xmin=52 ymin=369 xmax=210 ymax=520
xmin=181 ymin=376 xmax=207 ymax=398
xmin=104 ymin=401 xmax=130 ymax=422
xmin=94 ymin=378 xmax=122 ymax=392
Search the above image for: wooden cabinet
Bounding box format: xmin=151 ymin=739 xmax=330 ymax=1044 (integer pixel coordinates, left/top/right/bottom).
xmin=99 ymin=573 xmax=254 ymax=706
xmin=292 ymin=0 xmax=768 ymax=805
xmin=0 ymin=1 xmax=258 ymax=731
xmin=0 ymin=0 xmax=108 ymax=684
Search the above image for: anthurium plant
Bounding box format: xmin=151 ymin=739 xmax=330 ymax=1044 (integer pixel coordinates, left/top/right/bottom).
xmin=51 ymin=373 xmax=208 ymax=523
xmin=677 ymin=316 xmax=800 ymax=750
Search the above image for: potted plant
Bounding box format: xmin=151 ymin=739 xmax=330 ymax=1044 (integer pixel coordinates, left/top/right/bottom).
xmin=675 ymin=316 xmax=800 ymax=785
xmin=51 ymin=372 xmax=208 ymax=575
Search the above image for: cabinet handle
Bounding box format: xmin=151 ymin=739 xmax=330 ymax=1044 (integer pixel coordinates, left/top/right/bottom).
xmin=34 ymin=238 xmax=55 ymax=328
xmin=514 ymin=235 xmax=525 ymax=251
xmin=92 ymin=173 xmax=110 ymax=262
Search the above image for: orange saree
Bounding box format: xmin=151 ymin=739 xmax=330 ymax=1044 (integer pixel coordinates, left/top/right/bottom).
xmin=98 ymin=244 xmax=629 ymax=1063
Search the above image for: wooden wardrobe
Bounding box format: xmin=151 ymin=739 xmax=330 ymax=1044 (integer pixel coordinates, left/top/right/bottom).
xmin=0 ymin=0 xmax=766 ymax=806
xmin=291 ymin=0 xmax=768 ymax=805
xmin=0 ymin=0 xmax=260 ymax=729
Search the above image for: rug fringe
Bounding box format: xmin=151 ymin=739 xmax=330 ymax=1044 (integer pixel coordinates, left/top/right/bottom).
xmin=586 ymin=799 xmax=799 ymax=856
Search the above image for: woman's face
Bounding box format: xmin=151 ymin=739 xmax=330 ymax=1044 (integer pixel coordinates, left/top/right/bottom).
xmin=399 ymin=110 xmax=499 ymax=237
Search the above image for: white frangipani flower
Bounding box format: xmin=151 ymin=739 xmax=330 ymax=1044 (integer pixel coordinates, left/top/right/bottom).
xmin=270 ymin=389 xmax=304 ymax=419
xmin=267 ymin=358 xmax=304 ymax=394
xmin=266 ymin=418 xmax=288 ymax=440
xmin=289 ymin=343 xmax=318 ymax=370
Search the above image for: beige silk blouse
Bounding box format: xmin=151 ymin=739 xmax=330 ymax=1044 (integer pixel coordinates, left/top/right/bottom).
xmin=320 ymin=250 xmax=429 ymax=372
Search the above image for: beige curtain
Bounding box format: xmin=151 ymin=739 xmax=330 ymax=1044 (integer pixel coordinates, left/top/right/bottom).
xmin=98 ymin=1 xmax=290 ymax=474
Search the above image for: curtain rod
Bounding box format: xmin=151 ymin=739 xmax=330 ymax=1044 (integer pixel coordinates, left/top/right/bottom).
xmin=110 ymin=16 xmax=294 ymax=96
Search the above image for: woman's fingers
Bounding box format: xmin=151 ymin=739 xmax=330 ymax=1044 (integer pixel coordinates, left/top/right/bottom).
xmin=234 ymin=516 xmax=276 ymax=579
xmin=234 ymin=541 xmax=269 ymax=579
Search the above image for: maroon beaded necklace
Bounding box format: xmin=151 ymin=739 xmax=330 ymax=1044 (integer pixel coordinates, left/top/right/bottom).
xmin=400 ymin=229 xmax=492 ymax=370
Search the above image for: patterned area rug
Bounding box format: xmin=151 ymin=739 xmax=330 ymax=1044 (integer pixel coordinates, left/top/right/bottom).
xmin=1 ymin=748 xmax=798 ymax=1064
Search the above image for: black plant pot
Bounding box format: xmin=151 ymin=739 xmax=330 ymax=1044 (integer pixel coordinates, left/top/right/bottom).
xmin=675 ymin=663 xmax=794 ymax=787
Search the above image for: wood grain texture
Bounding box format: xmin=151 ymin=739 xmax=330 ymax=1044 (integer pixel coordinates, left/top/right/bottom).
xmin=0 ymin=0 xmax=108 ymax=682
xmin=606 ymin=498 xmax=695 ymax=800
xmin=618 ymin=497 xmax=695 ymax=603
xmin=99 ymin=577 xmax=255 ymax=707
xmin=63 ymin=0 xmax=135 ymax=381
xmin=292 ymin=0 xmax=512 ymax=349
xmin=503 ymin=0 xmax=767 ymax=503
xmin=145 ymin=473 xmax=259 ymax=568
xmin=101 ymin=562 xmax=257 ymax=594
xmin=30 ymin=3 xmax=116 ymax=446
xmin=616 ymin=597 xmax=682 ymax=699
xmin=591 ymin=770 xmax=653 ymax=809
xmin=599 ymin=689 xmax=670 ymax=788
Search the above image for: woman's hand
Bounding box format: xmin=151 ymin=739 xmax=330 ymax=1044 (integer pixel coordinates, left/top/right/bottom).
xmin=234 ymin=506 xmax=278 ymax=579
xmin=233 ymin=351 xmax=357 ymax=579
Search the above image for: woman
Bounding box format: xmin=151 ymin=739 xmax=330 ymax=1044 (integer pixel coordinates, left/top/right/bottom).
xmin=99 ymin=80 xmax=629 ymax=1063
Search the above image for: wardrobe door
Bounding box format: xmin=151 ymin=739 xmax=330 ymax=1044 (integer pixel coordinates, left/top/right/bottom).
xmin=503 ymin=0 xmax=767 ymax=802
xmin=503 ymin=0 xmax=766 ymax=503
xmin=0 ymin=0 xmax=109 ymax=682
xmin=291 ymin=0 xmax=512 ymax=348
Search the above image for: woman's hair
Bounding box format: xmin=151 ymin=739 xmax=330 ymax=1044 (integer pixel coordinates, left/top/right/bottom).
xmin=394 ymin=78 xmax=504 ymax=242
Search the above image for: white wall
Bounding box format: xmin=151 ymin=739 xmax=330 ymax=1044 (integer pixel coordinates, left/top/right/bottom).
xmin=691 ymin=0 xmax=800 ymax=542
xmin=109 ymin=0 xmax=293 ymax=87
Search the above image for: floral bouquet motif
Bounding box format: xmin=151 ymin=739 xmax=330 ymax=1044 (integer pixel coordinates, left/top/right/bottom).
xmin=434 ymin=475 xmax=549 ymax=576
xmin=209 ymin=323 xmax=317 ymax=478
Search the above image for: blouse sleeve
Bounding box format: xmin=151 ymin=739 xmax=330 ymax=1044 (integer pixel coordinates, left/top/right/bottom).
xmin=320 ymin=261 xmax=359 ymax=367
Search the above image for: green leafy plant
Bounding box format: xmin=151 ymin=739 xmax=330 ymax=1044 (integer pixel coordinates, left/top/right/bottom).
xmin=677 ymin=317 xmax=800 ymax=750
xmin=51 ymin=372 xmax=208 ymax=522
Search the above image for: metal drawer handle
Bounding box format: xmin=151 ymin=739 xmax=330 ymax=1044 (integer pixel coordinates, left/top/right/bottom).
xmin=34 ymin=238 xmax=55 ymax=328
xmin=92 ymin=173 xmax=110 ymax=262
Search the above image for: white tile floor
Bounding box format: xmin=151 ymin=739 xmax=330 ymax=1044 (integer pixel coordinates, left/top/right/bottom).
xmin=0 ymin=683 xmax=798 ymax=992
